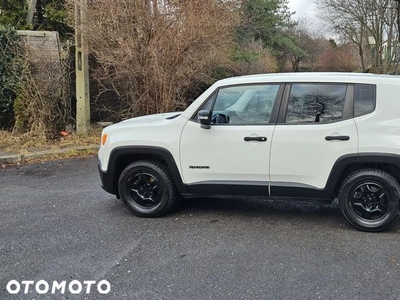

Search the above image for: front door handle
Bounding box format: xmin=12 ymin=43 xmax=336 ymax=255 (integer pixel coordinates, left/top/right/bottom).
xmin=244 ymin=136 xmax=267 ymax=142
xmin=325 ymin=135 xmax=350 ymax=141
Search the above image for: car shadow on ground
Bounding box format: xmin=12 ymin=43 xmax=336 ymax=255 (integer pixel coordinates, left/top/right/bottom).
xmin=106 ymin=196 xmax=400 ymax=232
xmin=177 ymin=196 xmax=337 ymax=216
xmin=178 ymin=197 xmax=400 ymax=232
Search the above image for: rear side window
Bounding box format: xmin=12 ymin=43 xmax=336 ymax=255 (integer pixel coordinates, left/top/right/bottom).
xmin=285 ymin=84 xmax=347 ymax=124
xmin=354 ymin=84 xmax=376 ymax=117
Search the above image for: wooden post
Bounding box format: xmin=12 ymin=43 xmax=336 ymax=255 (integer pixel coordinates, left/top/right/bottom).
xmin=75 ymin=0 xmax=90 ymax=135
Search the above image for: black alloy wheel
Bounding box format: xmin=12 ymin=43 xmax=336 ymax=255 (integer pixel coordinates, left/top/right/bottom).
xmin=127 ymin=173 xmax=162 ymax=208
xmin=339 ymin=169 xmax=399 ymax=232
xmin=118 ymin=160 xmax=178 ymax=217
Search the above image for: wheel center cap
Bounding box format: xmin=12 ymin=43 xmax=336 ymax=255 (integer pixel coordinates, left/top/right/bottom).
xmin=142 ymin=183 xmax=152 ymax=195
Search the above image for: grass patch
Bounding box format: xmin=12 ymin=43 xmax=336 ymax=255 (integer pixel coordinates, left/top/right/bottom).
xmin=0 ymin=125 xmax=102 ymax=155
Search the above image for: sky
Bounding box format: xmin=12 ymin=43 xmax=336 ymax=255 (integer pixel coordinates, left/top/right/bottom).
xmin=288 ymin=0 xmax=316 ymax=21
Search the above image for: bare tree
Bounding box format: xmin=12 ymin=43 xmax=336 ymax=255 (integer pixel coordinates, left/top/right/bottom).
xmin=318 ymin=40 xmax=360 ymax=71
xmin=289 ymin=18 xmax=325 ymax=72
xmin=316 ymin=0 xmax=399 ymax=73
xmin=67 ymin=0 xmax=239 ymax=120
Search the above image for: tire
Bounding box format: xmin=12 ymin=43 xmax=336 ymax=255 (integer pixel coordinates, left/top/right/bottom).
xmin=118 ymin=160 xmax=178 ymax=217
xmin=338 ymin=169 xmax=400 ymax=232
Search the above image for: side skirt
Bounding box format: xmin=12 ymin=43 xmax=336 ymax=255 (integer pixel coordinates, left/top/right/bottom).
xmin=185 ymin=181 xmax=269 ymax=196
xmin=184 ymin=181 xmax=333 ymax=202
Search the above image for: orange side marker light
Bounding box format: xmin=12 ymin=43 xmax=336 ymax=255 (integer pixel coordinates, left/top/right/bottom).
xmin=101 ymin=134 xmax=108 ymax=145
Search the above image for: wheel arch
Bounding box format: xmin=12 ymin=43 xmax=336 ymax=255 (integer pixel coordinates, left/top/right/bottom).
xmin=328 ymin=153 xmax=400 ymax=200
xmin=105 ymin=146 xmax=186 ymax=197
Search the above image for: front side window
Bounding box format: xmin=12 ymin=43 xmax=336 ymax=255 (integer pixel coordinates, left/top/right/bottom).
xmin=285 ymin=84 xmax=347 ymax=124
xmin=210 ymin=84 xmax=280 ymax=125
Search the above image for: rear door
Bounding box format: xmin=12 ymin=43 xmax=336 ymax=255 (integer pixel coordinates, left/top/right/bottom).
xmin=269 ymin=83 xmax=358 ymax=197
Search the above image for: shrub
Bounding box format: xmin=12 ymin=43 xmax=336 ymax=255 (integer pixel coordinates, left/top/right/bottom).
xmin=67 ymin=0 xmax=239 ymax=120
xmin=11 ymin=39 xmax=72 ymax=139
xmin=0 ymin=26 xmax=20 ymax=129
xmin=232 ymin=40 xmax=278 ymax=75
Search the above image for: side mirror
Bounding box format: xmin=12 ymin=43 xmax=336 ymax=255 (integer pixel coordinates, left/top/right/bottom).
xmin=198 ymin=110 xmax=212 ymax=129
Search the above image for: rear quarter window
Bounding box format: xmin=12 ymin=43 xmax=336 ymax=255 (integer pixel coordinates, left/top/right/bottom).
xmin=354 ymin=84 xmax=376 ymax=117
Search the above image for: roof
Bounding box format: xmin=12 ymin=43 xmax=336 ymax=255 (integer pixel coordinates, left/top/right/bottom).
xmin=217 ymin=72 xmax=400 ymax=86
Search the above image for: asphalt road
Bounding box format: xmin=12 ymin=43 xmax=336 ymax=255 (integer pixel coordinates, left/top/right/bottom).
xmin=1 ymin=157 xmax=400 ymax=300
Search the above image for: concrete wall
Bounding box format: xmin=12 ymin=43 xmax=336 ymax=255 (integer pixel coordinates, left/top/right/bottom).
xmin=16 ymin=30 xmax=61 ymax=63
xmin=16 ymin=30 xmax=64 ymax=88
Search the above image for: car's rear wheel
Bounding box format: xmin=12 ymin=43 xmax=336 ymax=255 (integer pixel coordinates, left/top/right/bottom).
xmin=118 ymin=160 xmax=178 ymax=217
xmin=338 ymin=169 xmax=399 ymax=232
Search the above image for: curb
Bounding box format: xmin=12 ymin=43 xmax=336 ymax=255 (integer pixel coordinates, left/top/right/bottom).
xmin=0 ymin=145 xmax=99 ymax=165
xmin=0 ymin=154 xmax=22 ymax=164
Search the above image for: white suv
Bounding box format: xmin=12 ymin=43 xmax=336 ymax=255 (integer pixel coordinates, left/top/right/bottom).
xmin=98 ymin=73 xmax=400 ymax=232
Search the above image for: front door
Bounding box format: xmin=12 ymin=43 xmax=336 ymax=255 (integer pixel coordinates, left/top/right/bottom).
xmin=180 ymin=83 xmax=283 ymax=195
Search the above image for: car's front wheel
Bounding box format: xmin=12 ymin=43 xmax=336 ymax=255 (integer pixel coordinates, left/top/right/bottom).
xmin=338 ymin=169 xmax=399 ymax=232
xmin=118 ymin=160 xmax=178 ymax=217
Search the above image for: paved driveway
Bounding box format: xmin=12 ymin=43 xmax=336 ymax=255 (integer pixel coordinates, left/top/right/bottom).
xmin=1 ymin=157 xmax=399 ymax=299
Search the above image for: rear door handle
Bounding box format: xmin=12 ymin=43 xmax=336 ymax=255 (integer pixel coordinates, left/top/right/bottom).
xmin=244 ymin=136 xmax=267 ymax=142
xmin=325 ymin=135 xmax=350 ymax=141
